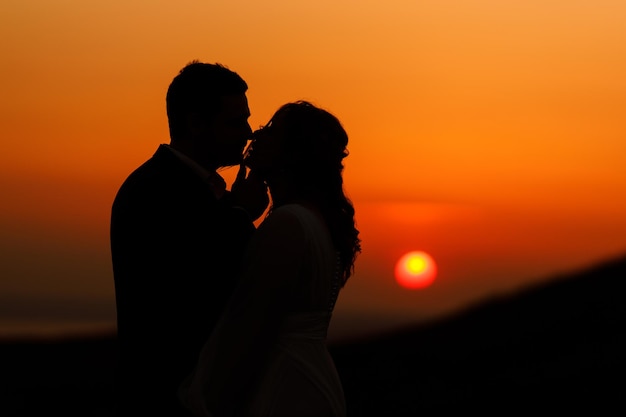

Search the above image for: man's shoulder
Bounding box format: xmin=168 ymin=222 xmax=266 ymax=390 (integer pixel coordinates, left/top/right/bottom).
xmin=133 ymin=145 xmax=176 ymax=173
xmin=117 ymin=146 xmax=186 ymax=187
xmin=112 ymin=147 xmax=175 ymax=203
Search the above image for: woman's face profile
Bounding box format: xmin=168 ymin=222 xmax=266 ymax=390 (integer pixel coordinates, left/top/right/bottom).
xmin=244 ymin=114 xmax=286 ymax=174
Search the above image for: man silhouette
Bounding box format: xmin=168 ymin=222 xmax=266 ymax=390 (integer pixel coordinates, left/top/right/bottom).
xmin=110 ymin=61 xmax=268 ymax=416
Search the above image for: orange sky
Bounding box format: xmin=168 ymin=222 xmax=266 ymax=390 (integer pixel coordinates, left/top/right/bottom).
xmin=1 ymin=0 xmax=626 ymax=340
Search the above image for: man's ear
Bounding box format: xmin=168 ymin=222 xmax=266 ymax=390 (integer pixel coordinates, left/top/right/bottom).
xmin=186 ymin=112 xmax=207 ymax=135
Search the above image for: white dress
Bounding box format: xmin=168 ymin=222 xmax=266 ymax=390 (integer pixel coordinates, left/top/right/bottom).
xmin=179 ymin=204 xmax=346 ymax=417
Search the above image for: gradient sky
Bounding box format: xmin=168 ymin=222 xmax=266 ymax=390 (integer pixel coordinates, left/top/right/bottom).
xmin=1 ymin=0 xmax=626 ymax=341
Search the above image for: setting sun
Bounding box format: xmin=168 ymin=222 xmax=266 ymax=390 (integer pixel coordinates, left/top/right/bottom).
xmin=395 ymin=251 xmax=437 ymax=290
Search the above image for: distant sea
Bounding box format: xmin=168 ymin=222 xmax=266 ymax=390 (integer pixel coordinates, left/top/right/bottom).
xmin=0 ymin=295 xmax=117 ymax=341
xmin=6 ymin=251 xmax=623 ymax=343
xmin=0 ymin=312 xmax=426 ymax=344
xmin=0 ymin=319 xmax=116 ymax=341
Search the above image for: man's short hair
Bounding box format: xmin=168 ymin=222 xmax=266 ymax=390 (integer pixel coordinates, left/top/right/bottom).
xmin=166 ymin=61 xmax=248 ymax=142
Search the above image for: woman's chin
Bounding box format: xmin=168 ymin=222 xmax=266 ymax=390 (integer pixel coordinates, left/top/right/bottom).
xmin=243 ymin=155 xmax=255 ymax=169
xmin=243 ymin=154 xmax=262 ymax=170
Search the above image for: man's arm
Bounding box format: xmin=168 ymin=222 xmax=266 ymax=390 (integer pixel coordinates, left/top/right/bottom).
xmin=230 ymin=163 xmax=269 ymax=222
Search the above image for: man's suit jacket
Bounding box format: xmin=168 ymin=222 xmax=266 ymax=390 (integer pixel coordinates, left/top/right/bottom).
xmin=110 ymin=144 xmax=256 ymax=416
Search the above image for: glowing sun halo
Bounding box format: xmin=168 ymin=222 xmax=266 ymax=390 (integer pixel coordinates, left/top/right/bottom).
xmin=395 ymin=251 xmax=437 ymax=289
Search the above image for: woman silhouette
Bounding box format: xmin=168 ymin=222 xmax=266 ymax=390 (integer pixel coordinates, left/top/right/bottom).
xmin=179 ymin=101 xmax=361 ymax=417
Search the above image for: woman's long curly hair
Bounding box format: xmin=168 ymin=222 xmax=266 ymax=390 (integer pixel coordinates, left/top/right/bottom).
xmin=266 ymin=101 xmax=361 ymax=286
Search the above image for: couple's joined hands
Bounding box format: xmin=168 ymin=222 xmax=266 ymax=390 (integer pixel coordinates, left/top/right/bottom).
xmin=231 ymin=163 xmax=269 ymax=222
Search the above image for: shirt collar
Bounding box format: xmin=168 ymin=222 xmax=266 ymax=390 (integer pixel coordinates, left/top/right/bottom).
xmin=163 ymin=144 xmax=226 ymax=199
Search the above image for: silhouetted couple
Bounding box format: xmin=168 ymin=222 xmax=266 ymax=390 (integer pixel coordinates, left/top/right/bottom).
xmin=110 ymin=61 xmax=360 ymax=417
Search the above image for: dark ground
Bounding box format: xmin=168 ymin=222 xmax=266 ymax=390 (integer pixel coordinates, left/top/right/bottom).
xmin=2 ymin=254 xmax=625 ymax=416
